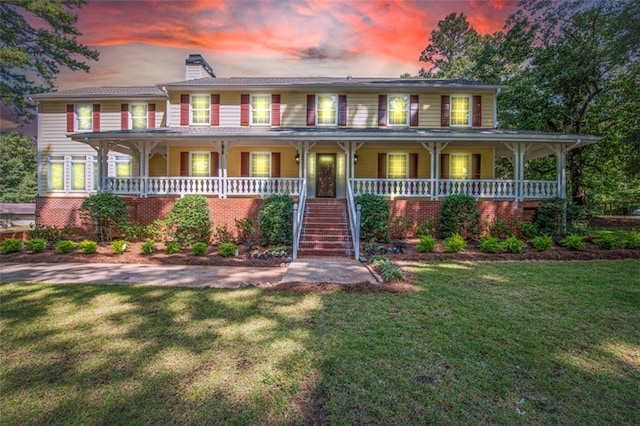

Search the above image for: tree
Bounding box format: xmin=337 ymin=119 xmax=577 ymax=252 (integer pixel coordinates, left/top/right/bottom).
xmin=1 ymin=0 xmax=99 ymax=121
xmin=0 ymin=132 xmax=37 ymax=203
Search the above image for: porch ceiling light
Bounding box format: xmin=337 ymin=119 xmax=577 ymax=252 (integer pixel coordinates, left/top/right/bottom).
xmin=295 ymin=153 xmax=300 ymax=164
xmin=353 ymin=153 xmax=358 ymax=164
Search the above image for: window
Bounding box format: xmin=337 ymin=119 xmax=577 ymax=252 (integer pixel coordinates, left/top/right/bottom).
xmin=388 ymin=153 xmax=408 ymax=179
xmin=71 ymin=156 xmax=86 ymax=190
xmin=251 ymin=152 xmax=271 ymax=178
xmin=450 ymin=154 xmax=470 ymax=179
xmin=190 ymin=152 xmax=210 ymax=177
xmin=316 ymin=94 xmax=337 ymax=125
xmin=115 ymin=156 xmax=131 ymax=177
xmin=48 ymin=156 xmax=64 ymax=191
xmin=130 ymin=104 xmax=148 ymax=130
xmin=191 ymin=94 xmax=210 ymax=124
xmin=388 ymin=95 xmax=409 ymax=126
xmin=451 ymin=95 xmax=471 ymax=126
xmin=251 ymin=95 xmax=271 ymax=125
xmin=76 ymin=104 xmax=93 ymax=131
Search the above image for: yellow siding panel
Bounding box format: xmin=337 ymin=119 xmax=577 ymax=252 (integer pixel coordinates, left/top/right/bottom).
xmin=281 ymin=93 xmax=308 ymax=127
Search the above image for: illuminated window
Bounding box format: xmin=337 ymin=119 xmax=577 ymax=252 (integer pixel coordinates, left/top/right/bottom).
xmin=316 ymin=94 xmax=337 ymax=125
xmin=115 ymin=156 xmax=131 ymax=177
xmin=71 ymin=156 xmax=86 ymax=190
xmin=130 ymin=104 xmax=148 ymax=130
xmin=48 ymin=156 xmax=64 ymax=191
xmin=388 ymin=153 xmax=408 ymax=179
xmin=450 ymin=154 xmax=470 ymax=179
xmin=451 ymin=96 xmax=471 ymax=126
xmin=251 ymin=95 xmax=271 ymax=125
xmin=388 ymin=95 xmax=409 ymax=126
xmin=190 ymin=152 xmax=210 ymax=177
xmin=76 ymin=104 xmax=93 ymax=131
xmin=191 ymin=94 xmax=210 ymax=124
xmin=251 ymin=152 xmax=271 ymax=178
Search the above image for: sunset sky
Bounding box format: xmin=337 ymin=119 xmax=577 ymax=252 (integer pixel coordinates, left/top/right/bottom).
xmin=55 ymin=0 xmax=518 ymax=88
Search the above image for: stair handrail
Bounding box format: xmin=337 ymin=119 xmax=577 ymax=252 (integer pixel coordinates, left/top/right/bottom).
xmin=292 ymin=179 xmax=307 ymax=259
xmin=346 ymin=179 xmax=361 ymax=260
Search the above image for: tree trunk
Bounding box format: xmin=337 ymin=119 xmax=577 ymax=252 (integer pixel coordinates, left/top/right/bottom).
xmin=568 ymin=146 xmax=586 ymax=206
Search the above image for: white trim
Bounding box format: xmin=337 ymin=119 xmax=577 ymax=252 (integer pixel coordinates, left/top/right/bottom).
xmin=387 ymin=94 xmax=409 ymax=127
xmin=387 ymin=152 xmax=409 ymax=179
xmin=450 ymin=95 xmax=472 ymax=127
xmin=250 ymin=152 xmax=272 ymax=178
xmin=315 ymin=94 xmax=338 ymax=126
xmin=189 ymin=94 xmax=210 ymax=125
xmin=250 ymin=94 xmax=271 ymax=126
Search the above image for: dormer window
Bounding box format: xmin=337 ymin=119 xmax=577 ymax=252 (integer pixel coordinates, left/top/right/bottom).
xmin=316 ymin=94 xmax=337 ymax=125
xmin=250 ymin=95 xmax=271 ymax=125
xmin=76 ymin=104 xmax=93 ymax=131
xmin=388 ymin=95 xmax=409 ymax=126
xmin=450 ymin=95 xmax=471 ymax=126
xmin=190 ymin=94 xmax=210 ymax=125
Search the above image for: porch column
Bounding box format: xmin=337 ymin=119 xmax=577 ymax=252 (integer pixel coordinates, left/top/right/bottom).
xmin=221 ymin=141 xmax=231 ymax=198
xmin=516 ymin=143 xmax=525 ymax=201
xmin=98 ymin=141 xmax=109 ymax=192
xmin=556 ymin=148 xmax=567 ymax=199
xmin=421 ymin=142 xmax=436 ymax=200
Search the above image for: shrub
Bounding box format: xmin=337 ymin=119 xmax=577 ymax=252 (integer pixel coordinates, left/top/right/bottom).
xmin=118 ymin=221 xmax=149 ymax=242
xmin=390 ymin=216 xmax=414 ymax=240
xmin=55 ymin=240 xmax=77 ymax=254
xmin=165 ymin=241 xmax=181 ymax=254
xmin=165 ymin=195 xmax=213 ymax=246
xmin=27 ymin=224 xmax=75 ymax=243
xmin=145 ymin=220 xmax=167 ymax=242
xmin=533 ymin=198 xmax=563 ymax=236
xmin=355 ymin=193 xmax=390 ymax=242
xmin=111 ymin=240 xmax=129 ymax=254
xmin=258 ymin=195 xmax=294 ymax=246
xmin=594 ymin=233 xmax=617 ymax=250
xmin=415 ymin=235 xmax=437 ymax=253
xmin=518 ymin=221 xmax=540 ymax=239
xmin=561 ymin=234 xmax=586 ymax=250
xmin=26 ymin=238 xmax=47 ymax=253
xmin=416 ymin=218 xmax=436 ymax=238
xmin=214 ymin=224 xmax=233 ymax=244
xmin=77 ymin=239 xmax=98 ymax=254
xmin=500 ymin=236 xmax=524 ymax=254
xmin=218 ymin=242 xmax=237 ymax=257
xmin=369 ymin=256 xmax=405 ymax=282
xmin=567 ymin=204 xmax=588 ymax=235
xmin=235 ymin=217 xmax=257 ymax=244
xmin=487 ymin=219 xmax=512 ymax=239
xmin=80 ymin=193 xmax=129 ymax=242
xmin=1 ymin=238 xmax=23 ymax=254
xmin=531 ymin=235 xmax=554 ymax=251
xmin=444 ymin=234 xmax=466 ymax=253
xmin=479 ymin=236 xmax=501 ymax=253
xmin=438 ymin=194 xmax=480 ymax=239
xmin=192 ymin=242 xmax=208 ymax=256
xmin=621 ymin=231 xmax=640 ymax=249
xmin=141 ymin=240 xmax=156 ymax=255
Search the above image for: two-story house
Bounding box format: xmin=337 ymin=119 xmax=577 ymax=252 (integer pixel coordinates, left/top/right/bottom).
xmin=32 ymin=54 xmax=598 ymax=257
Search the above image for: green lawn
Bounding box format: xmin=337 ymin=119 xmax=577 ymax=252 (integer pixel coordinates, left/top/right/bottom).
xmin=2 ymin=260 xmax=639 ymax=425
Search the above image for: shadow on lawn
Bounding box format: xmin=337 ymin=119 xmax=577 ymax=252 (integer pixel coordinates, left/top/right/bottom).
xmin=1 ymin=261 xmax=639 ymax=424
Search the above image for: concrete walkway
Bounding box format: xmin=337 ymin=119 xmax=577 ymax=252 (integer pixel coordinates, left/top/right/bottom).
xmin=0 ymin=257 xmax=378 ymax=288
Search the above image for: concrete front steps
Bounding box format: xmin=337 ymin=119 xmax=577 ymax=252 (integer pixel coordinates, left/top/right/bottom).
xmin=298 ymin=199 xmax=354 ymax=257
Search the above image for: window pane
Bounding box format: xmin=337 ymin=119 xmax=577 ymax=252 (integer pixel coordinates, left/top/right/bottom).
xmin=131 ymin=104 xmax=147 ymax=130
xmin=317 ymin=95 xmax=336 ymax=125
xmin=116 ymin=157 xmax=131 ymax=177
xmin=251 ymin=153 xmax=270 ymax=178
xmin=76 ymin=104 xmax=92 ymax=130
xmin=451 ymin=96 xmax=470 ymax=126
xmin=191 ymin=95 xmax=210 ymax=124
xmin=450 ymin=154 xmax=470 ymax=179
xmin=71 ymin=158 xmax=86 ymax=190
xmin=50 ymin=161 xmax=64 ymax=190
xmin=251 ymin=95 xmax=270 ymax=124
xmin=388 ymin=154 xmax=407 ymax=179
xmin=191 ymin=153 xmax=209 ymax=177
xmin=388 ymin=95 xmax=408 ymax=125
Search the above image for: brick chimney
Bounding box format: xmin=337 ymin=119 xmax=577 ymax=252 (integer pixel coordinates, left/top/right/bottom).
xmin=185 ymin=54 xmax=216 ymax=80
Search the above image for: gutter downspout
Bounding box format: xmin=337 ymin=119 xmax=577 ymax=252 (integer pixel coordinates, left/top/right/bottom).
xmin=161 ymin=86 xmax=169 ymax=127
xmin=34 ymin=98 xmax=42 ymax=197
xmin=494 ymin=88 xmax=501 ymax=128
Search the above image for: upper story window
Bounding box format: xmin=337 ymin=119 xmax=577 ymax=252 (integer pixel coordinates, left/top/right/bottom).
xmin=190 ymin=152 xmax=210 ymax=177
xmin=130 ymin=104 xmax=148 ymax=130
xmin=451 ymin=95 xmax=471 ymax=126
xmin=191 ymin=94 xmax=210 ymax=125
xmin=76 ymin=104 xmax=93 ymax=131
xmin=251 ymin=95 xmax=271 ymax=125
xmin=316 ymin=94 xmax=337 ymax=125
xmin=251 ymin=152 xmax=271 ymax=178
xmin=388 ymin=95 xmax=409 ymax=126
xmin=387 ymin=153 xmax=408 ymax=178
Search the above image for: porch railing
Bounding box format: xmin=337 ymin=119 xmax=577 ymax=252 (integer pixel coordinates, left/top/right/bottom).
xmin=225 ymin=177 xmax=302 ymax=197
xmin=346 ymin=180 xmax=361 ymax=260
xmin=351 ymin=178 xmax=432 ymax=199
xmin=292 ymin=180 xmax=307 ymax=260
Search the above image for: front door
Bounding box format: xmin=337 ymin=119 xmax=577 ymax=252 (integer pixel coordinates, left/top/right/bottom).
xmin=316 ymin=153 xmax=336 ymax=198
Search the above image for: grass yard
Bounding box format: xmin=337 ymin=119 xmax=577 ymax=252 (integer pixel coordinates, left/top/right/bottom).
xmin=1 ymin=260 xmax=639 ymax=425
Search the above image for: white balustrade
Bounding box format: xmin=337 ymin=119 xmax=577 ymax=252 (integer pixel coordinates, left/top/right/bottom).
xmin=523 ymin=180 xmax=559 ymax=199
xmin=437 ymin=179 xmax=517 ymax=199
xmin=351 ymin=178 xmax=432 ymax=199
xmin=225 ymin=178 xmax=301 ymax=197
